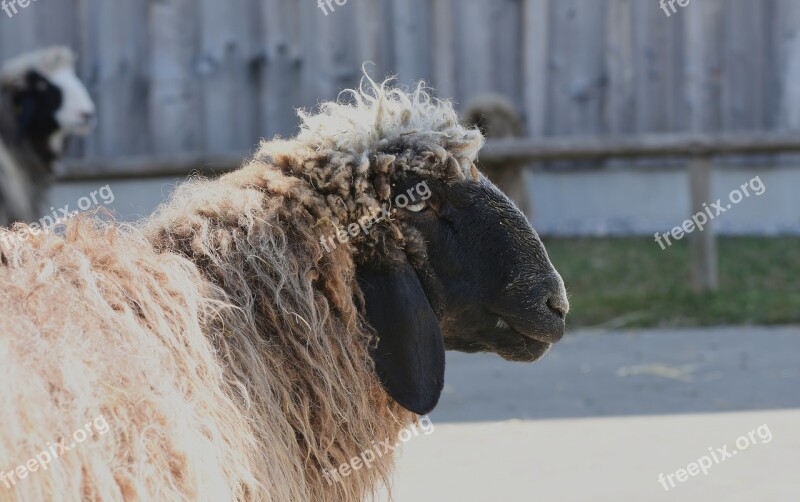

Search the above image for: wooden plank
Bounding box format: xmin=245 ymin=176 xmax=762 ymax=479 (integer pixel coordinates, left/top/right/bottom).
xmin=491 ymin=0 xmax=524 ymax=109
xmin=61 ymin=131 xmax=800 ymax=180
xmin=149 ymin=0 xmax=202 ymax=155
xmin=772 ymin=1 xmax=800 ymax=130
xmin=258 ymin=0 xmax=303 ymax=138
xmin=684 ymin=0 xmax=724 ymax=133
xmin=353 ymin=0 xmax=391 ymax=82
xmin=632 ymin=1 xmax=684 ymax=133
xmin=298 ymin=0 xmax=341 ymax=109
xmin=297 ymin=0 xmax=366 ymax=110
xmin=330 ymin=0 xmax=365 ymax=93
xmin=719 ymin=1 xmax=772 ymax=169
xmin=480 ymin=131 xmax=800 ymax=163
xmin=62 ymin=151 xmax=247 ymax=181
xmin=723 ymin=0 xmax=769 ymax=131
xmin=547 ymin=0 xmax=605 ymax=136
xmin=768 ymin=0 xmax=800 ymax=166
xmin=197 ymin=0 xmax=259 ymax=154
xmin=0 ymin=0 xmax=38 ymax=55
xmin=522 ymin=0 xmax=549 ymax=137
xmin=391 ymin=0 xmax=432 ymax=87
xmin=688 ymin=157 xmax=718 ymax=292
xmin=454 ymin=0 xmax=493 ymax=104
xmin=430 ymin=0 xmax=456 ymax=99
xmin=89 ymin=0 xmax=149 ymax=157
xmin=604 ymin=0 xmax=635 ymax=135
xmin=0 ymin=13 xmax=22 ymax=60
xmin=34 ymin=0 xmax=77 ymax=47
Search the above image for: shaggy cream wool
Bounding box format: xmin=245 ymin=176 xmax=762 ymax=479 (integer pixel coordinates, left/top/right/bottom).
xmin=0 ymin=75 xmax=483 ymax=501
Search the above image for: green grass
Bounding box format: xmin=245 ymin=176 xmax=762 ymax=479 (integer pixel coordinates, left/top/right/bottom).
xmin=543 ymin=237 xmax=800 ymax=328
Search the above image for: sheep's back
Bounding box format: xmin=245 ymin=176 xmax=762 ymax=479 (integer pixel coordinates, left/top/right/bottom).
xmin=0 ymin=218 xmax=260 ymax=501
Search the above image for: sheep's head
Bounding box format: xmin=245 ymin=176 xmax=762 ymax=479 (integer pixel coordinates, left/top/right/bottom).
xmin=269 ymin=75 xmax=568 ymax=415
xmin=0 ymin=46 xmax=95 ymax=158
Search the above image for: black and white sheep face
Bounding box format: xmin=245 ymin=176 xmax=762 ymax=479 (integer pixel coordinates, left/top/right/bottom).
xmin=357 ymin=173 xmax=568 ymax=414
xmin=11 ymin=68 xmax=95 ymax=155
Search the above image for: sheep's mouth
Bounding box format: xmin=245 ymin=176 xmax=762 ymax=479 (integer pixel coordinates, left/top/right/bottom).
xmin=444 ymin=317 xmax=552 ymax=363
xmin=494 ymin=314 xmax=562 ymax=344
xmin=492 ymin=317 xmax=553 ymax=361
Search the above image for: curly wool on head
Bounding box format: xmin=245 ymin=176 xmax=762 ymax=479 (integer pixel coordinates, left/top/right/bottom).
xmin=296 ymin=75 xmax=482 ymax=160
xmin=255 ymin=75 xmax=484 ymax=264
xmin=0 ymin=76 xmax=483 ymax=502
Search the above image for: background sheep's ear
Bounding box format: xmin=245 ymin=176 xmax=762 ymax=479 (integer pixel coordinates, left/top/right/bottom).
xmin=14 ymin=96 xmax=37 ymax=139
xmin=357 ymin=261 xmax=445 ymax=415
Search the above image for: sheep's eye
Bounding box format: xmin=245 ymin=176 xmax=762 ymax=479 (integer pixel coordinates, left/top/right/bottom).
xmin=405 ymin=200 xmax=427 ymax=212
xmin=36 ymin=81 xmax=48 ymax=92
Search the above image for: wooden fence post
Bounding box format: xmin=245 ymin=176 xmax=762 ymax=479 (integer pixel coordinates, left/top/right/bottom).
xmin=688 ymin=156 xmax=719 ymax=292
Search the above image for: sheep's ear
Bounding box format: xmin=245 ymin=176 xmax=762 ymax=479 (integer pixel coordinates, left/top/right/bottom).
xmin=357 ymin=261 xmax=445 ymax=415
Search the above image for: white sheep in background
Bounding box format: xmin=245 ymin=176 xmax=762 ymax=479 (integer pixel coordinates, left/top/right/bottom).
xmin=0 ymin=46 xmax=95 ymax=226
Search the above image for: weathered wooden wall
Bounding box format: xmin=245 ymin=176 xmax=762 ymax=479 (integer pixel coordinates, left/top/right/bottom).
xmin=1 ymin=0 xmax=798 ymax=171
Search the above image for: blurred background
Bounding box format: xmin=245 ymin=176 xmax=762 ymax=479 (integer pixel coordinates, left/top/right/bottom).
xmin=2 ymin=0 xmax=798 ymax=500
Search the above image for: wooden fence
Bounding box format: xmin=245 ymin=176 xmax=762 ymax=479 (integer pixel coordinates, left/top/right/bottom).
xmin=3 ymin=0 xmax=800 ymax=166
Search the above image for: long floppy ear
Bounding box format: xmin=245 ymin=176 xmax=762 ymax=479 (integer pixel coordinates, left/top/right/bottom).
xmin=357 ymin=260 xmax=445 ymax=415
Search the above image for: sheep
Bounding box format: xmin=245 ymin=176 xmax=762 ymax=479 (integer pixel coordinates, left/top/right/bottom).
xmin=0 ymin=76 xmax=568 ymax=502
xmin=0 ymin=46 xmax=96 ymax=226
xmin=462 ymin=94 xmax=531 ymax=217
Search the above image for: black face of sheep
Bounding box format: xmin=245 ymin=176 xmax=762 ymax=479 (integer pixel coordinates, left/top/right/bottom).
xmin=11 ymin=72 xmax=63 ymax=150
xmin=10 ymin=70 xmax=95 ymax=157
xmin=357 ymin=173 xmax=568 ymax=415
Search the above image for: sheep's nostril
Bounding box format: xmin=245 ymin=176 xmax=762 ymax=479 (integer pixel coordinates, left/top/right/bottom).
xmin=547 ymin=297 xmax=566 ymax=319
xmin=80 ymin=111 xmax=95 ymax=123
xmin=544 ymin=272 xmax=569 ymax=319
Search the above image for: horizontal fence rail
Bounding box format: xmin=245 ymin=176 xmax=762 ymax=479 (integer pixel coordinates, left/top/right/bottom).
xmin=479 ymin=132 xmax=800 ymax=164
xmin=61 ymin=131 xmax=800 ymax=181
xmin=60 ymin=152 xmax=250 ymax=181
